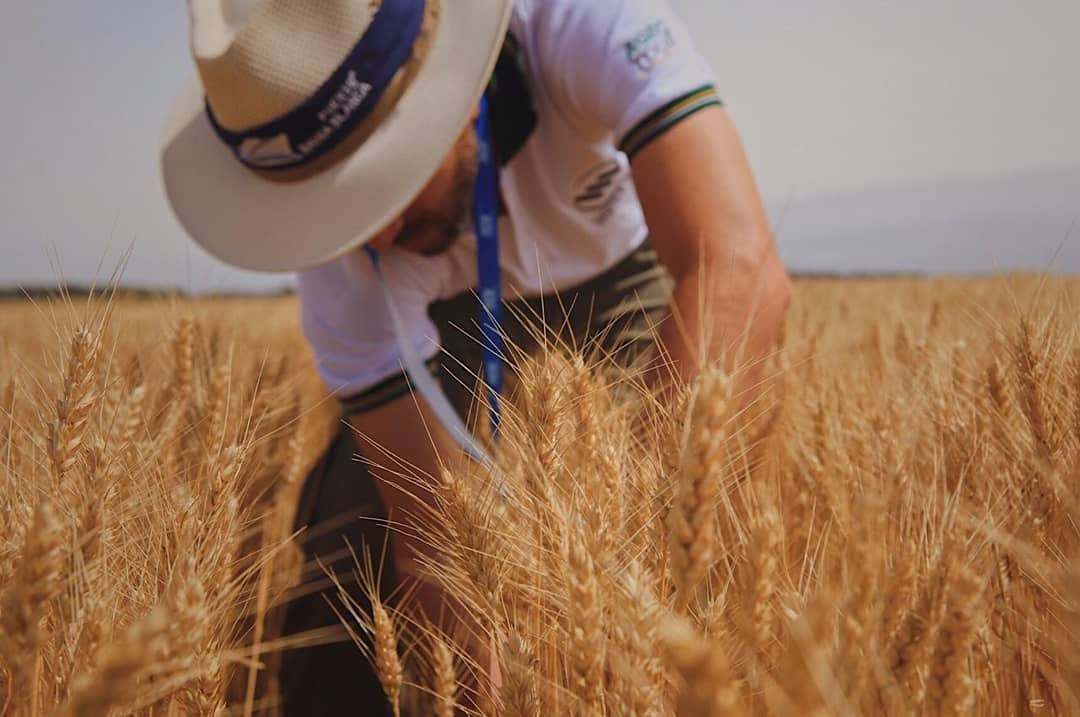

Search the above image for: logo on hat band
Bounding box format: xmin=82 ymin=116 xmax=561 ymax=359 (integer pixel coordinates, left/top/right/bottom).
xmin=205 ymin=0 xmax=426 ymax=171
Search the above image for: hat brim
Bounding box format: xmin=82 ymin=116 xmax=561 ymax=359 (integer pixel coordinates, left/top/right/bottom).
xmin=160 ymin=0 xmax=513 ymax=273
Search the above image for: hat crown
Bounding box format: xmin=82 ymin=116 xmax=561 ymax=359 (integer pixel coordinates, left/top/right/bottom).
xmin=190 ymin=0 xmax=379 ymax=132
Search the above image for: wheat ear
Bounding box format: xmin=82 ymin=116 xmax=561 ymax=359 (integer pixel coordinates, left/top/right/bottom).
xmin=667 ymin=367 xmax=730 ymax=612
xmin=1 ymin=378 xmax=15 ymax=468
xmin=202 ymin=359 xmax=230 ymax=459
xmin=1014 ymin=318 xmax=1055 ymax=459
xmin=79 ymin=440 xmax=110 ymax=563
xmin=927 ymin=567 xmax=982 ymax=716
xmin=430 ymin=633 xmax=458 ymax=717
xmin=1068 ymin=351 xmax=1080 ymax=446
xmin=48 ymin=328 xmax=98 ymax=485
xmin=500 ymin=632 xmax=541 ymax=717
xmin=659 ymin=616 xmax=738 ymax=716
xmin=0 ymin=499 xmax=66 ymax=712
xmin=890 ymin=563 xmax=947 ymax=708
xmin=373 ymin=601 xmax=404 ymax=717
xmin=608 ymin=563 xmax=665 ymax=716
xmin=564 ymin=521 xmax=605 ymax=714
xmin=60 ymin=605 xmax=170 ymax=717
xmin=171 ymin=317 xmax=196 ymax=405
xmin=748 ymin=507 xmax=780 ymax=657
xmin=156 ymin=318 xmax=196 ymax=466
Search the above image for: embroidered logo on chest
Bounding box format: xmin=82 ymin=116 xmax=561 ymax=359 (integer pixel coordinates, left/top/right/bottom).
xmin=624 ymin=21 xmax=677 ymax=74
xmin=573 ymin=159 xmax=628 ymax=226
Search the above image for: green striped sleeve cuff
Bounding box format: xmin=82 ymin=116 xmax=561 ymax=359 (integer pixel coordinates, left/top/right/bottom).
xmin=619 ymin=85 xmax=724 ymax=159
xmin=338 ymin=356 xmax=442 ymax=416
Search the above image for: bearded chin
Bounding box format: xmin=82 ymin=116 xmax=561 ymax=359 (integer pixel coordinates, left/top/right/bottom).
xmin=418 ymin=230 xmax=462 ymax=257
xmin=392 ymin=140 xmax=479 ymax=257
xmin=422 ymin=160 xmax=477 ymax=256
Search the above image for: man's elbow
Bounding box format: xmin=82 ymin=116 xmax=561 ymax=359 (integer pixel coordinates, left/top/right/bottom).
xmin=743 ymin=244 xmax=791 ymax=349
xmin=760 ymin=248 xmax=793 ymax=319
xmin=701 ymin=229 xmax=792 ymax=316
xmin=721 ymin=245 xmax=790 ymax=377
xmin=702 ymin=230 xmax=792 ymax=348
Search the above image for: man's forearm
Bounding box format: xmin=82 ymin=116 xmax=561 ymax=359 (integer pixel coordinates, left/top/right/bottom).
xmin=349 ymin=395 xmax=466 ymax=579
xmin=657 ymin=244 xmax=791 ymax=402
xmin=627 ymin=107 xmax=791 ymax=400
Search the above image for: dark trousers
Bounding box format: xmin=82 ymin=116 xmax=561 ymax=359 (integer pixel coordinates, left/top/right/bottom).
xmin=279 ymin=428 xmax=396 ymax=716
xmin=279 ymin=243 xmax=672 ymax=715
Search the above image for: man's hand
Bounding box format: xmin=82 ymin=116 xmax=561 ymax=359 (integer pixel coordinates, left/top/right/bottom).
xmin=630 ymin=106 xmax=792 ymax=397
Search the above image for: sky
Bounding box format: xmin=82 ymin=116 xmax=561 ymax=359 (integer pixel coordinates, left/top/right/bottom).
xmin=1 ymin=0 xmax=1078 ymax=293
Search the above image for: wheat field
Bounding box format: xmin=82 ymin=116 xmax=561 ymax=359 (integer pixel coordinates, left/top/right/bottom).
xmin=0 ymin=275 xmax=1078 ymax=716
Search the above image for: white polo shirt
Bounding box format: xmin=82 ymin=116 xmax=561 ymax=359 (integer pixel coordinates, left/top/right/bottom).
xmin=298 ymin=0 xmax=721 ymax=399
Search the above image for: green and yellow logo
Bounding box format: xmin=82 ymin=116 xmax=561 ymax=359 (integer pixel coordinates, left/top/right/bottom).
xmin=624 ymin=21 xmax=676 ymax=73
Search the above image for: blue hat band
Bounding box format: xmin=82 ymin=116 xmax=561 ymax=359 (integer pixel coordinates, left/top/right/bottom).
xmin=206 ymin=0 xmax=426 ymax=172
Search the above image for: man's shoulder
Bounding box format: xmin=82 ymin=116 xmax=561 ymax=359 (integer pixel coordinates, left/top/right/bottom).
xmin=508 ymin=0 xmax=611 ymax=57
xmin=296 ymin=256 xmax=369 ymax=323
xmin=509 ymin=0 xmax=683 ymax=91
xmin=297 ymin=250 xmax=461 ymax=320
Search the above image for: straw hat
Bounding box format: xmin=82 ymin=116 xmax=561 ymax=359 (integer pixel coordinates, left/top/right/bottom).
xmin=160 ymin=0 xmax=512 ymax=272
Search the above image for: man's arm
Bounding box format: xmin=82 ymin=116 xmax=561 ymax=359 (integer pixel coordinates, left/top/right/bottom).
xmin=630 ymin=105 xmax=792 ymax=395
xmin=347 ymin=391 xmax=463 ymax=582
xmin=348 ymin=393 xmax=499 ymax=703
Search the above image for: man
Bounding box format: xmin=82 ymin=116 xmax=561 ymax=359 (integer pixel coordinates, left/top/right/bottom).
xmin=162 ymin=0 xmax=791 ymax=712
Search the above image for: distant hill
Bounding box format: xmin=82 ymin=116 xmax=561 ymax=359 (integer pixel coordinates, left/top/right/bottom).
xmin=2 ymin=271 xmax=1070 ymax=302
xmin=0 ymin=285 xmax=298 ymax=301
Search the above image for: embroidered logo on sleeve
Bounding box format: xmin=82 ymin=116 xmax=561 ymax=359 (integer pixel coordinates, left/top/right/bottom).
xmin=624 ymin=21 xmax=677 ymax=74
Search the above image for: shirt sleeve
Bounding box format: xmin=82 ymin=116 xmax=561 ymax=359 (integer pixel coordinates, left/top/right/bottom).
xmin=297 ymin=252 xmax=444 ymax=404
xmin=533 ymin=0 xmax=722 ymax=158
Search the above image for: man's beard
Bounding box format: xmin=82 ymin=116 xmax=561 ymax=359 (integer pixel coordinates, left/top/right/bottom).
xmin=395 ymin=143 xmax=477 ymax=257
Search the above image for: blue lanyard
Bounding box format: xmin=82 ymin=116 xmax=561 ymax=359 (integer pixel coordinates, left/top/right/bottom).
xmin=474 ymin=94 xmax=504 ymax=437
xmin=366 ymin=245 xmax=494 ymax=466
xmin=366 ymin=96 xmax=503 ymax=458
